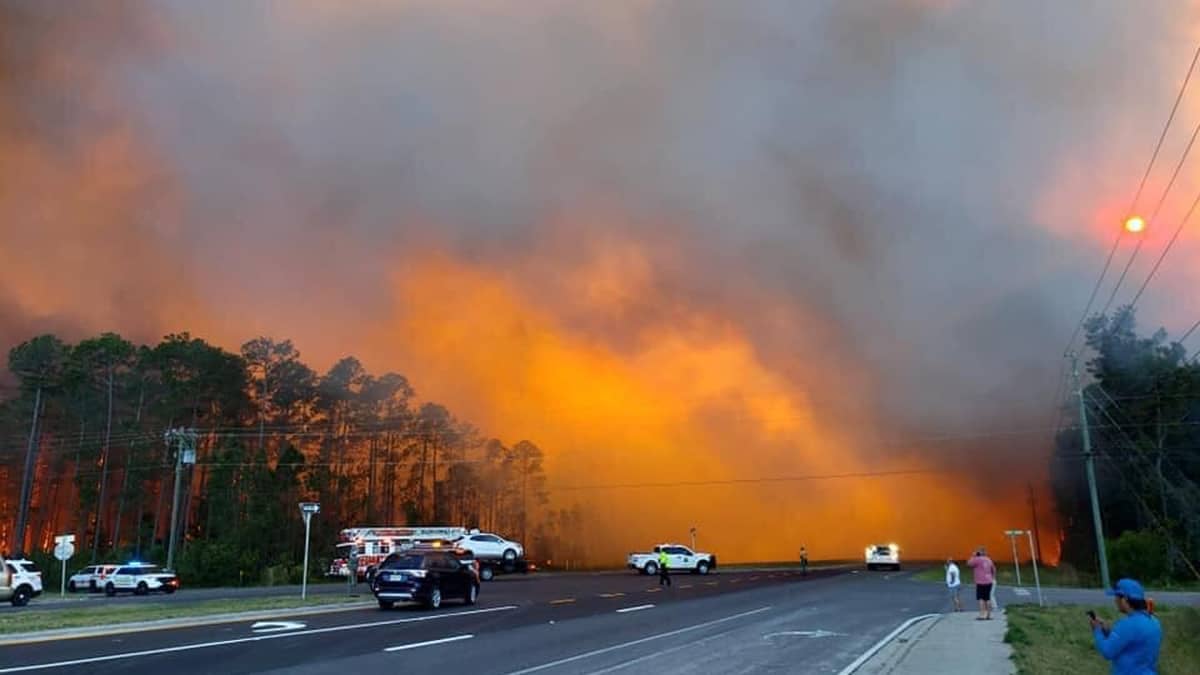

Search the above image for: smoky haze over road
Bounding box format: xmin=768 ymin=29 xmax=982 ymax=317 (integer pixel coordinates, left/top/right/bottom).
xmin=2 ymin=1 xmax=1200 ymax=560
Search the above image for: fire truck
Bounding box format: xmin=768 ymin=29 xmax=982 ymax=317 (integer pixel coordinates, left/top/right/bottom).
xmin=327 ymin=526 xmax=471 ymax=580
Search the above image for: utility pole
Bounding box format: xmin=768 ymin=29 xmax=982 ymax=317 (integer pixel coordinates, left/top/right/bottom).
xmin=1027 ymin=483 xmax=1043 ymax=564
xmin=165 ymin=428 xmax=197 ymax=571
xmin=1069 ymin=352 xmax=1111 ymax=590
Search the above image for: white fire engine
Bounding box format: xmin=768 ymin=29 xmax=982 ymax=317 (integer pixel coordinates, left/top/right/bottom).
xmin=327 ymin=526 xmax=471 ymax=580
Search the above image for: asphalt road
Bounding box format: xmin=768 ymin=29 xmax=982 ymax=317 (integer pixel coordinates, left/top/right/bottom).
xmin=0 ymin=566 xmax=947 ymax=674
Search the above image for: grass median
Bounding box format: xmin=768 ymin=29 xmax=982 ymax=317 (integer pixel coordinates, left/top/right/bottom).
xmin=1 ymin=595 xmax=370 ymax=636
xmin=913 ymin=563 xmax=1095 ymax=588
xmin=1005 ymin=603 xmax=1200 ymax=674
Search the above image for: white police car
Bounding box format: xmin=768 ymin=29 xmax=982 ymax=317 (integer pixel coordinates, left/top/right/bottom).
xmin=103 ymin=563 xmax=180 ymax=596
xmin=865 ymin=543 xmax=901 ymax=571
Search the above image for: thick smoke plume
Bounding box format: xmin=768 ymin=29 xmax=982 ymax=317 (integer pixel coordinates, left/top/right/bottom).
xmin=3 ymin=0 xmax=1200 ymax=559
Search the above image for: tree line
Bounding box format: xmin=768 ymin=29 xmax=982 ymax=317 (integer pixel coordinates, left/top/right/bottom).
xmin=0 ymin=333 xmax=586 ymax=585
xmin=1053 ymin=306 xmax=1200 ymax=585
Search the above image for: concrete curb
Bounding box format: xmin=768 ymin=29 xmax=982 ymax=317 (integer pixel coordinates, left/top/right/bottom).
xmin=0 ymin=600 xmax=375 ymax=646
xmin=836 ymin=613 xmax=941 ymax=675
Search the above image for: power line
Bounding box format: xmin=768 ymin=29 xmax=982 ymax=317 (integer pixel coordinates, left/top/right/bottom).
xmin=1063 ymin=41 xmax=1200 ymax=355
xmin=1101 ymin=113 xmax=1200 ymax=317
xmin=1127 ymin=187 xmax=1200 ymax=309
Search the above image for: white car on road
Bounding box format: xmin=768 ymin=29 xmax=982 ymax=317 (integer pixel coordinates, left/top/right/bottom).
xmin=68 ymin=564 xmax=119 ymax=593
xmin=627 ymin=544 xmax=716 ymax=576
xmin=0 ymin=556 xmax=43 ymax=606
xmin=103 ymin=563 xmax=180 ymax=596
xmin=455 ymin=532 xmax=524 ymax=563
xmin=865 ymin=543 xmax=901 ymax=571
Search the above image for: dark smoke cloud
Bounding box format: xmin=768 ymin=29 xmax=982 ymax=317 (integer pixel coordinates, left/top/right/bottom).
xmin=4 ymin=0 xmax=1199 ymax=479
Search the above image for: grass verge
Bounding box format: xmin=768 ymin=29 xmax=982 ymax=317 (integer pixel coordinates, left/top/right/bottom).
xmin=913 ymin=563 xmax=1096 ymax=588
xmin=0 ymin=595 xmax=368 ymax=635
xmin=1004 ymin=603 xmax=1200 ymax=675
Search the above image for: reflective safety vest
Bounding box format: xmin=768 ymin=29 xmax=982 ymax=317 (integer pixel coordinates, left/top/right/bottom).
xmin=658 ymin=551 xmax=668 ymax=567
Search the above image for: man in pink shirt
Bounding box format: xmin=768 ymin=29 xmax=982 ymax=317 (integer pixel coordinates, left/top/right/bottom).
xmin=967 ymin=546 xmax=997 ymax=620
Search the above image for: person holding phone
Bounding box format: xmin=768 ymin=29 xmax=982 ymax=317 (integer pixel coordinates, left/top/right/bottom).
xmin=1090 ymin=578 xmax=1161 ymax=674
xmin=967 ymin=546 xmax=996 ymax=620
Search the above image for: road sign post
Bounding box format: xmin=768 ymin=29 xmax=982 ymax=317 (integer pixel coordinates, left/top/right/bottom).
xmin=53 ymin=534 xmax=75 ymax=598
xmin=1004 ymin=530 xmax=1023 ymax=586
xmin=299 ymin=502 xmax=320 ymax=601
xmin=1026 ymin=530 xmax=1044 ymax=607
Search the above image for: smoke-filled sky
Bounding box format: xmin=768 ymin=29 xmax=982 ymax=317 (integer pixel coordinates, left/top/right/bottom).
xmin=4 ymin=0 xmax=1200 ymax=561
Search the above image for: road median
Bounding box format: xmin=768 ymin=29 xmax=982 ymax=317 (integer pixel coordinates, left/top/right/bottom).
xmin=0 ymin=595 xmax=374 ymax=645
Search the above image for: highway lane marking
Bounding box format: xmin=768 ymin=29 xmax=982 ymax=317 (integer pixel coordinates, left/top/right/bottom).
xmin=384 ymin=634 xmax=474 ymax=652
xmin=550 ymin=598 xmax=577 ymax=605
xmin=704 ymin=582 xmax=718 ymax=586
xmin=749 ymin=576 xmax=760 ymax=581
xmin=581 ymin=622 xmax=747 ymax=675
xmin=503 ymin=606 xmax=772 ymax=675
xmin=598 ymin=593 xmax=625 ymax=598
xmin=0 ymin=605 xmax=519 ymax=673
xmin=678 ymin=584 xmax=693 ymax=589
xmin=615 ymin=604 xmax=654 ymax=614
xmin=645 ymin=588 xmax=662 ymax=593
xmin=250 ymin=621 xmax=306 ymax=634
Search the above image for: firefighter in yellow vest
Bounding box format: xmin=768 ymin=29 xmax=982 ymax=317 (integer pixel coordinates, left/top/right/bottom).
xmin=658 ymin=549 xmax=671 ymax=587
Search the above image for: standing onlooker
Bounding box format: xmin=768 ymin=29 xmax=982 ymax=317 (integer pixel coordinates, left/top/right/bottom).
xmin=1091 ymin=578 xmax=1162 ymax=674
xmin=945 ymin=558 xmax=962 ymax=612
xmin=657 ymin=548 xmax=671 ymax=587
xmin=967 ymin=547 xmax=996 ymax=620
xmin=800 ymin=546 xmax=809 ymax=576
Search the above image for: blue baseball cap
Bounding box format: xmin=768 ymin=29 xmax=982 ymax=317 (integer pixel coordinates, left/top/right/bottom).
xmin=1106 ymin=578 xmax=1145 ymax=600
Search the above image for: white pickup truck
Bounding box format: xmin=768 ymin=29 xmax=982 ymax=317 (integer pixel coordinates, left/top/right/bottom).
xmin=627 ymin=544 xmax=716 ymax=576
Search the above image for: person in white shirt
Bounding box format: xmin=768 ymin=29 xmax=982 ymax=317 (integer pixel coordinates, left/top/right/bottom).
xmin=945 ymin=558 xmax=962 ymax=612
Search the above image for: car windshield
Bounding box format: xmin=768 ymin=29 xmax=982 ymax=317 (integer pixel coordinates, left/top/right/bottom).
xmin=19 ymin=562 xmax=40 ymax=573
xmin=379 ymin=554 xmax=426 ymax=570
xmin=874 ymin=546 xmax=892 ymax=554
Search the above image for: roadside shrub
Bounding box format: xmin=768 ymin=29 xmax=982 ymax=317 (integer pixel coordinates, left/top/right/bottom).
xmin=1107 ymin=530 xmax=1170 ymax=585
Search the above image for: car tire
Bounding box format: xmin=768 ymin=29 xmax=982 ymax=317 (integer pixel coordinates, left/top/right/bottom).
xmin=696 ymin=561 xmax=710 ymax=575
xmin=11 ymin=586 xmax=31 ymax=607
xmin=644 ymin=562 xmax=658 ymax=576
xmin=480 ymin=566 xmax=495 ymax=582
xmin=105 ymin=583 xmax=116 ymax=597
xmin=378 ymin=599 xmax=394 ymax=610
xmin=502 ymin=549 xmax=517 ymax=562
xmin=135 ymin=582 xmax=149 ymax=596
xmin=464 ymin=583 xmax=478 ymax=606
xmin=426 ymin=586 xmax=442 ymax=610
xmin=68 ymin=580 xmax=77 ymax=593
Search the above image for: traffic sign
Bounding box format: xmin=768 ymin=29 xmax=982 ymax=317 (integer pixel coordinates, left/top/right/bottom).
xmin=54 ymin=541 xmax=74 ymax=561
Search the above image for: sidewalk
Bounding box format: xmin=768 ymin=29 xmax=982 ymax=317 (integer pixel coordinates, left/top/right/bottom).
xmin=851 ymin=610 xmax=1013 ymax=675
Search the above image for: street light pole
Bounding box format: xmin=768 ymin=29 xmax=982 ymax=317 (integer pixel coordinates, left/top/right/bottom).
xmin=299 ymin=502 xmax=320 ymax=600
xmin=1070 ymin=353 xmax=1112 ymax=590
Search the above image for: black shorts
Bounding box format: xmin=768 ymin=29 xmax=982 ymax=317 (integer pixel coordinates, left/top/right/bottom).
xmin=976 ymin=584 xmax=993 ymax=601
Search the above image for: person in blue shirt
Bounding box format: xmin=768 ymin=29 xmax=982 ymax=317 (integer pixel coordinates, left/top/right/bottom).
xmin=1090 ymin=578 xmax=1162 ymax=674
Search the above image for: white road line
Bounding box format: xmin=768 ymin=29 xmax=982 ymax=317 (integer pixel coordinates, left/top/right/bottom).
xmin=384 ymin=634 xmax=474 ymax=652
xmin=835 ymin=613 xmax=939 ymax=675
xmin=0 ymin=606 xmax=518 ymax=673
xmin=581 ymin=623 xmax=745 ymax=675
xmin=504 ymin=606 xmax=772 ymax=675
xmin=615 ymin=604 xmax=654 ymax=614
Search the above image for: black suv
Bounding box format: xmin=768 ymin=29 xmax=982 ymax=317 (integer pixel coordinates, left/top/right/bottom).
xmin=371 ymin=547 xmax=480 ymax=610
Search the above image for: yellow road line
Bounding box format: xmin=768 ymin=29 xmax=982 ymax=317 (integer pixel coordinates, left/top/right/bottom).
xmin=549 ymin=598 xmax=576 ymax=605
xmin=705 ymin=581 xmax=719 ymax=586
xmin=599 ymin=592 xmax=625 ymax=598
xmin=646 ymin=588 xmax=663 ymax=593
xmin=678 ymin=584 xmax=693 ymax=589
